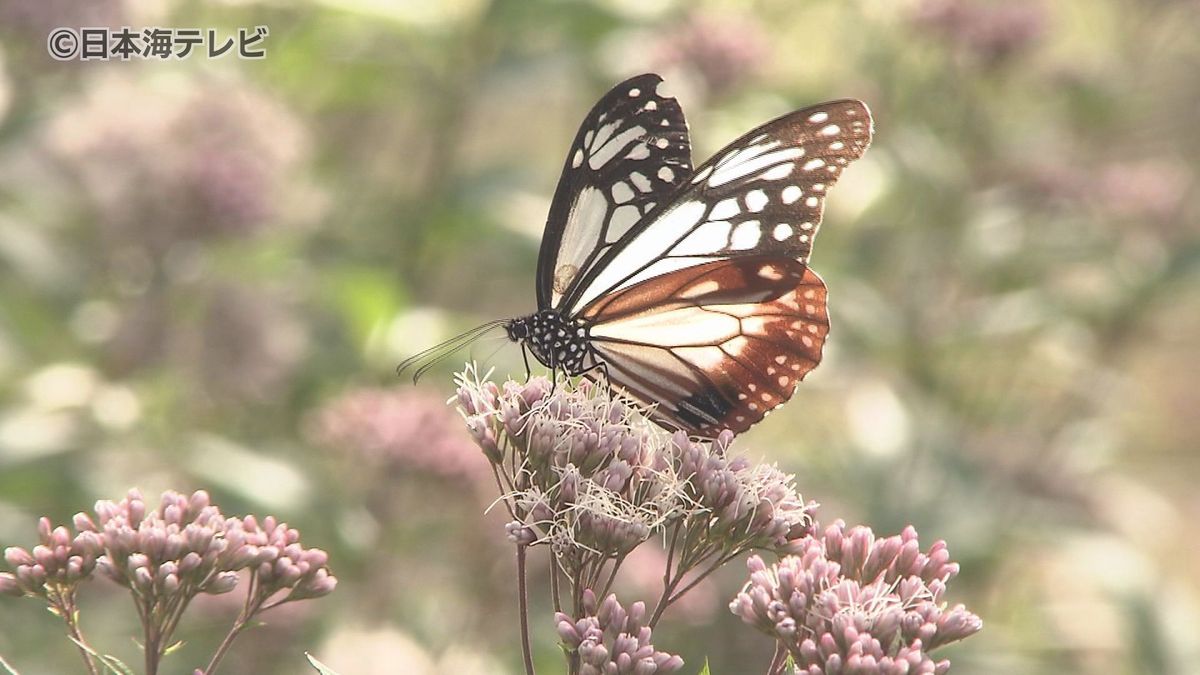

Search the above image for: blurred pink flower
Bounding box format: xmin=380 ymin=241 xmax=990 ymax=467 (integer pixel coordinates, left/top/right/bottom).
xmin=617 ymin=545 xmax=719 ymax=624
xmin=1094 ymin=159 xmax=1190 ymax=220
xmin=653 ymin=11 xmax=768 ymax=97
xmin=311 ymin=387 xmax=487 ymax=481
xmin=46 ymin=73 xmax=310 ymax=252
xmin=913 ymin=0 xmax=1047 ymax=64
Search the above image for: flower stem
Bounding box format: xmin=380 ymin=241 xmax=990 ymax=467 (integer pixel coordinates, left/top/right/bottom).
xmin=55 ymin=593 xmax=98 ymax=675
xmin=516 ymin=545 xmax=536 ymax=675
xmin=767 ymin=643 xmax=786 ymax=675
xmin=203 ymin=615 xmax=250 ymax=675
xmin=204 ymin=575 xmax=264 ymax=675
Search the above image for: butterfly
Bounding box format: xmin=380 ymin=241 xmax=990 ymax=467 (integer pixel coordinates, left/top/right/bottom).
xmin=401 ymin=74 xmax=872 ymax=438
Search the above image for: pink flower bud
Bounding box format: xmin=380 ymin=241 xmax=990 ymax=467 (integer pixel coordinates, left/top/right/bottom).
xmin=204 ymin=571 xmax=239 ymax=595
xmin=0 ymin=572 xmax=24 ymax=596
xmin=4 ymin=547 xmax=34 ymax=568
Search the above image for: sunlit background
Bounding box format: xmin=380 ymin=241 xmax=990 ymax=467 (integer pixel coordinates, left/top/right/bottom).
xmin=1 ymin=0 xmax=1198 ymax=673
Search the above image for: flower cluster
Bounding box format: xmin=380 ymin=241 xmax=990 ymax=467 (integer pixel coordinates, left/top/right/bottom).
xmin=1 ymin=517 xmax=103 ymax=597
xmin=730 ymin=521 xmax=982 ymax=674
xmin=87 ymin=490 xmax=334 ymax=606
xmin=457 ymin=369 xmax=676 ymax=563
xmin=555 ymin=590 xmax=684 ymax=675
xmin=1 ymin=489 xmax=336 ymax=675
xmin=670 ymin=430 xmax=817 ymax=556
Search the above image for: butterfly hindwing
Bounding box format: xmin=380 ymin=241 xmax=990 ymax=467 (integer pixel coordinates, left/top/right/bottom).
xmin=565 ymin=99 xmax=871 ymax=315
xmin=582 ymin=255 xmax=829 ymax=436
xmin=536 ymin=74 xmax=693 ymax=311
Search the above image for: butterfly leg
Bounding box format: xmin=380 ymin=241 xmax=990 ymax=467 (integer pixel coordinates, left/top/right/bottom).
xmin=521 ymin=344 xmax=533 ymax=383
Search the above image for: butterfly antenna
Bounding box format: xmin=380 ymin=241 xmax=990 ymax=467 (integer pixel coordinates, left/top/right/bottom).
xmin=396 ymin=319 xmax=508 ymax=383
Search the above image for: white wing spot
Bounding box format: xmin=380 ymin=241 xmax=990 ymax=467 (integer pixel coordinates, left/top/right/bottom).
xmin=610 ymin=204 xmax=641 ymax=236
xmin=589 ymin=125 xmax=645 ymax=168
xmin=745 ymin=189 xmax=769 ymax=212
xmin=709 ymin=145 xmax=803 ymax=187
xmin=830 ymin=141 xmax=845 ymax=151
xmin=803 ymin=159 xmax=826 ymax=172
xmin=808 ymin=112 xmax=829 ymax=124
xmin=612 ymin=181 xmax=635 ymax=204
xmin=782 ymin=185 xmax=802 ymax=204
xmin=660 ymin=119 xmax=670 ymax=126
xmin=805 ymin=303 xmax=817 ymax=315
xmin=799 ymin=234 xmax=810 ymax=243
xmin=802 ymin=335 xmax=814 ymax=348
xmin=710 ymin=198 xmax=741 ymax=220
xmin=805 ymin=196 xmax=819 ymax=208
xmin=758 ymin=264 xmax=784 ymax=281
xmin=680 ymin=279 xmax=720 ymax=299
xmin=749 ymin=403 xmax=759 ymax=411
xmin=626 ymin=144 xmax=651 ymax=160
xmin=774 ymin=355 xmax=787 ymax=364
xmin=645 ymin=100 xmax=657 ymax=111
xmin=672 ymin=220 xmax=732 ymax=256
xmin=657 ymin=166 xmax=675 ymax=182
xmin=804 ymin=289 xmax=816 ymax=300
xmin=655 ymin=138 xmax=669 ymax=149
xmin=630 ymin=171 xmax=652 ymax=192
xmin=731 ymin=221 xmax=761 ymax=249
xmin=812 ymin=183 xmax=826 ymax=192
xmin=778 ymin=376 xmax=789 ymax=387
xmin=773 ymin=223 xmax=793 ymax=241
xmin=572 ymin=148 xmax=584 ymax=168
xmin=800 ymin=221 xmax=814 ymax=230
xmin=821 ymin=124 xmax=841 ymax=136
xmin=762 ymin=163 xmax=794 ymax=180
xmin=629 ymin=88 xmax=641 ymax=97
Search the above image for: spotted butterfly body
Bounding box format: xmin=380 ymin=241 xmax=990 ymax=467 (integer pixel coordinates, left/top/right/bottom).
xmin=505 ymin=74 xmax=872 ymax=437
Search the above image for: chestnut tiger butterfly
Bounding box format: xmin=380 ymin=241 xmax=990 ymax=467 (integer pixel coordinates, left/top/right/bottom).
xmin=399 ymin=74 xmax=873 ymax=437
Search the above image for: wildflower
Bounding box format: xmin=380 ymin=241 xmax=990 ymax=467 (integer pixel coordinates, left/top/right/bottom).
xmin=669 ymin=430 xmax=818 ymax=556
xmin=730 ymin=521 xmax=982 ymax=674
xmin=93 ymin=489 xmax=335 ymax=673
xmin=455 ymin=366 xmax=677 ymax=562
xmin=555 ymin=590 xmax=684 ymax=675
xmin=1 ymin=489 xmax=336 ymax=675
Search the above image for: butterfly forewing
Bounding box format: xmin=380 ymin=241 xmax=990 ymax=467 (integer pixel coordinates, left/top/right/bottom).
xmin=582 ymin=255 xmax=829 ymax=435
xmin=537 ymin=74 xmax=693 ymax=311
xmin=564 ymin=99 xmax=871 ymax=315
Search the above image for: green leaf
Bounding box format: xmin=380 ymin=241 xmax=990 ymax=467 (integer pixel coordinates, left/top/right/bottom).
xmin=697 ymin=658 xmax=711 ymax=675
xmin=305 ymin=652 xmax=341 ymax=675
xmin=0 ymin=653 xmax=22 ymax=675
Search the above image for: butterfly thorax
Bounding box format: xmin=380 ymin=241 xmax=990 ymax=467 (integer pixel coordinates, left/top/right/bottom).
xmin=506 ymin=310 xmax=592 ymax=375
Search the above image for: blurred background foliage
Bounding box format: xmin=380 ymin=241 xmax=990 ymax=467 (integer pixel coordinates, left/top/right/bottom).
xmin=0 ymin=0 xmax=1197 ymax=673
